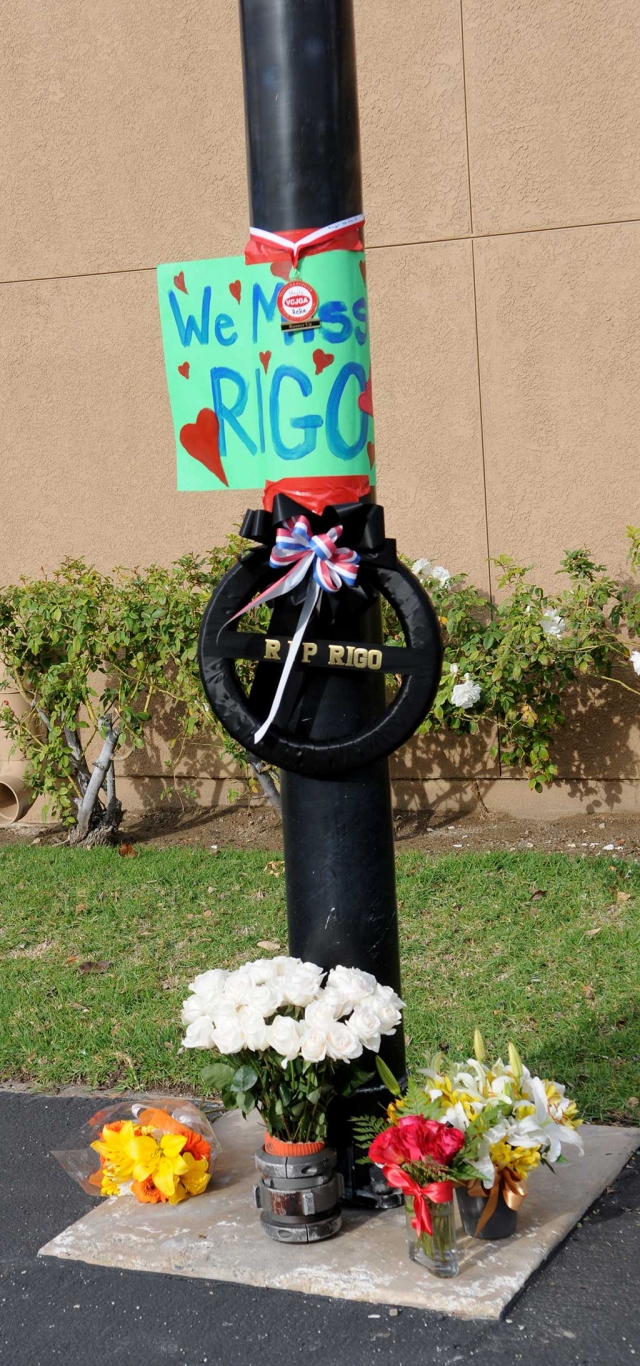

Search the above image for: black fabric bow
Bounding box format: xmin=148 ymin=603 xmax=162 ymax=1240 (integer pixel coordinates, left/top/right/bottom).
xmin=239 ymin=497 xmax=397 ymax=616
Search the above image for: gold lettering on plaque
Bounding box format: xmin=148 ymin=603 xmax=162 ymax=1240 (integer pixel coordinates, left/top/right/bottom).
xmin=328 ymin=645 xmax=346 ymax=666
xmin=264 ymin=638 xmax=281 ymax=660
xmin=302 ymin=641 xmax=318 ymax=664
xmin=353 ymin=648 xmax=368 ymax=669
xmin=367 ymin=649 xmax=383 ymax=670
xmin=345 ymin=645 xmax=355 ymax=667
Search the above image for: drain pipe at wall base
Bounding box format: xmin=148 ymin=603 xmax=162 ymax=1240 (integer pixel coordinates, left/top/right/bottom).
xmin=0 ymin=762 xmax=35 ymax=824
xmin=0 ymin=682 xmax=36 ymax=824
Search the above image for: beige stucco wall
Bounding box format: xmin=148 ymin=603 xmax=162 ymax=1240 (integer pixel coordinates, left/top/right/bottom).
xmin=1 ymin=0 xmax=639 ymax=817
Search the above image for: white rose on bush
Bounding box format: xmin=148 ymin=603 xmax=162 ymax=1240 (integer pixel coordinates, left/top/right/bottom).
xmin=542 ymin=609 xmax=567 ymax=639
xmin=630 ymin=650 xmax=640 ymax=676
xmin=451 ymin=673 xmax=482 ymax=709
xmin=411 ymin=559 xmax=451 ymax=587
xmin=430 ymin=565 xmax=451 ymax=586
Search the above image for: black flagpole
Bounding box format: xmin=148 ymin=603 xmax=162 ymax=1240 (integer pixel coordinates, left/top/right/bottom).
xmin=238 ymin=0 xmax=405 ymax=1204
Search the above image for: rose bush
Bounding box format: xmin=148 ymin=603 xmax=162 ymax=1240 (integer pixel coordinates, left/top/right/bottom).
xmin=405 ymin=526 xmax=640 ymax=789
xmin=1 ymin=529 xmax=638 ymax=834
xmin=0 ymin=543 xmax=280 ymax=842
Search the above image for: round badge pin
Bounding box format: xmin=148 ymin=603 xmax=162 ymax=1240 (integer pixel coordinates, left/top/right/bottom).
xmin=277 ymin=280 xmax=319 ymax=325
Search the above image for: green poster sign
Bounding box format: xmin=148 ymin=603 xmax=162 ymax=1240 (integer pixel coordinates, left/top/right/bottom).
xmin=157 ymin=250 xmax=375 ymax=491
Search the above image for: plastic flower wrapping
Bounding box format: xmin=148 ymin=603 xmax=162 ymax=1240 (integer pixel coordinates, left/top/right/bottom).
xmin=52 ymin=1098 xmax=221 ymax=1205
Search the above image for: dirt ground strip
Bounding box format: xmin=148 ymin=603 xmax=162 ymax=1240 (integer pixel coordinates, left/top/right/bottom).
xmin=2 ymin=803 xmax=639 ymax=857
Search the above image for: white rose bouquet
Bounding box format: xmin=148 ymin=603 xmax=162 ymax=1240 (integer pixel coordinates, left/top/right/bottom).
xmin=181 ymin=957 xmax=404 ymax=1146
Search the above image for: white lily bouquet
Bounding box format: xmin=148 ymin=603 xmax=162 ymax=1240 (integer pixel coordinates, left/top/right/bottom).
xmin=395 ymin=1032 xmax=584 ymax=1234
xmin=181 ymin=956 xmax=404 ymax=1147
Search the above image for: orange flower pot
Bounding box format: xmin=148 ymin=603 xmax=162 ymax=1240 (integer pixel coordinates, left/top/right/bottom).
xmin=263 ymin=1132 xmax=325 ymax=1157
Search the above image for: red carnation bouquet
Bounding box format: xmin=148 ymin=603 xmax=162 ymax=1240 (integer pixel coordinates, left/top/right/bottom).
xmin=369 ymin=1115 xmax=481 ymax=1276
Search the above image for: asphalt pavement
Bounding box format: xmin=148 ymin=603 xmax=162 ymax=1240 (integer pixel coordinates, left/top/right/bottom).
xmin=1 ymin=1093 xmax=638 ymax=1366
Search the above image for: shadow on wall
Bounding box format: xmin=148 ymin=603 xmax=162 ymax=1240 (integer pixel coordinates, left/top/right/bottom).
xmin=551 ymin=674 xmax=640 ymax=783
xmin=78 ymin=668 xmax=640 ymax=821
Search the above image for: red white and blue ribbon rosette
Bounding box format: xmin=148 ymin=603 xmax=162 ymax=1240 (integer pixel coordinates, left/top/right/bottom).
xmin=225 ymin=515 xmax=360 ymax=744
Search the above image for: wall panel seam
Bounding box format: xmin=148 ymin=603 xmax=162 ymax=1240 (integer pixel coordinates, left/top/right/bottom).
xmin=4 ymin=217 xmax=640 ymax=289
xmin=458 ymin=0 xmax=474 ymax=235
xmin=458 ymin=0 xmax=501 ymax=775
xmin=468 ymin=236 xmax=501 ymax=776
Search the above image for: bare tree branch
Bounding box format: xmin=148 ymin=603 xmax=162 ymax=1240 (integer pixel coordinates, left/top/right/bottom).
xmin=72 ymin=719 xmax=121 ymax=842
xmin=64 ymin=726 xmax=93 ymax=796
xmin=246 ymin=753 xmax=281 ymax=817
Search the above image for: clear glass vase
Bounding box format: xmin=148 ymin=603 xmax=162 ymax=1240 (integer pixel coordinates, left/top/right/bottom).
xmin=404 ymin=1195 xmax=459 ymax=1278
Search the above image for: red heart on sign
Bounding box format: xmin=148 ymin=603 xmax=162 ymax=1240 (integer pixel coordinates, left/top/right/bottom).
xmin=174 ymin=271 xmax=187 ymax=294
xmin=178 ymin=362 xmax=190 ymax=379
xmin=360 ymin=260 xmax=367 ymax=285
xmin=358 ymin=373 xmax=374 ymax=417
xmin=367 ymin=442 xmax=376 ymax=468
xmin=313 ymin=349 xmax=335 ymax=376
xmin=271 ymin=260 xmax=291 ymax=281
xmin=259 ymin=351 xmax=272 ymax=375
xmin=179 ymin=409 xmax=228 ymax=487
xmin=229 ymin=280 xmax=242 ymax=304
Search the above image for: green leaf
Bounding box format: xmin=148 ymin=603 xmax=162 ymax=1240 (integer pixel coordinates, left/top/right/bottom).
xmin=232 ymin=1065 xmax=258 ymax=1092
xmin=375 ymin=1056 xmax=402 ymax=1097
xmin=201 ymin=1062 xmax=236 ymax=1089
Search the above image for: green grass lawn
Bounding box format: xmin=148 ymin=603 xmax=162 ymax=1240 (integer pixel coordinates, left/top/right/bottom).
xmin=1 ymin=846 xmax=638 ymax=1124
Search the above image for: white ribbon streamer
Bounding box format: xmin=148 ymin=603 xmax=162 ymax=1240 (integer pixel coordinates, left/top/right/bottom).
xmin=253 ymin=575 xmax=322 ymax=745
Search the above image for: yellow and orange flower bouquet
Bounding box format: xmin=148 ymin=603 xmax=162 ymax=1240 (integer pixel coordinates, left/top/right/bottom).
xmin=52 ymin=1098 xmax=221 ymax=1206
